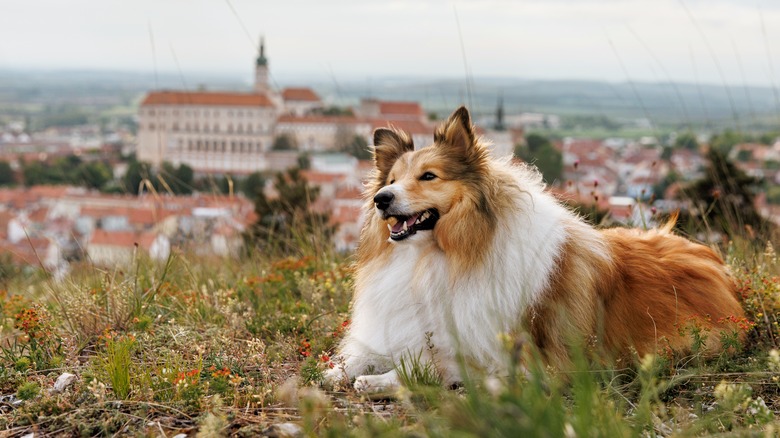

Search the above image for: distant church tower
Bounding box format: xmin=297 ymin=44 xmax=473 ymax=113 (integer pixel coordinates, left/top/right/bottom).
xmin=254 ymin=37 xmax=269 ymax=93
xmin=494 ymin=95 xmax=506 ymax=131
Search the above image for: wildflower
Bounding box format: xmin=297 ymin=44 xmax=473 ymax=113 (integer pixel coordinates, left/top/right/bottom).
xmin=639 ymin=353 xmax=656 ymax=374
xmin=298 ymin=339 xmax=312 ymax=357
xmin=769 ymin=349 xmax=780 ymax=372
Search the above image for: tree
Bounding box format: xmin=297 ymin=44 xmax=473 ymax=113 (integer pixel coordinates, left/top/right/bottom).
xmin=76 ymin=161 xmax=112 ymax=190
xmin=160 ymin=162 xmax=194 ymax=195
xmin=341 ymin=134 xmax=371 ymax=160
xmin=709 ymin=129 xmax=742 ymax=155
xmin=674 ymin=132 xmax=699 ymax=150
xmin=0 ymin=161 xmax=15 ymax=186
xmin=241 ymin=171 xmax=266 ymax=198
xmin=678 ymin=149 xmax=771 ymax=238
xmin=272 ymin=134 xmax=298 ymax=151
xmin=123 ymin=160 xmax=153 ymax=194
xmin=244 ymin=167 xmax=334 ymax=255
xmin=514 ymin=133 xmax=563 ymax=185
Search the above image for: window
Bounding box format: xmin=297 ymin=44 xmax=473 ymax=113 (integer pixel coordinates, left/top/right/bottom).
xmin=237 ymin=124 xmax=243 ymax=133
xmin=149 ymin=123 xmax=155 ymax=130
xmin=213 ymin=124 xmax=219 ymax=133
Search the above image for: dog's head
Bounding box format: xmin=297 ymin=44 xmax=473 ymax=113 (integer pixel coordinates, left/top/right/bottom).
xmin=366 ymin=106 xmax=495 ymax=248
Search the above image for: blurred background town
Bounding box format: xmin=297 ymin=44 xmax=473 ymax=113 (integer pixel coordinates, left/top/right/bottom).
xmin=1 ymin=0 xmax=779 ymax=277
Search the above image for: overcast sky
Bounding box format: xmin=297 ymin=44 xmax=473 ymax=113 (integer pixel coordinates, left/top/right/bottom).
xmin=2 ymin=0 xmax=779 ymax=87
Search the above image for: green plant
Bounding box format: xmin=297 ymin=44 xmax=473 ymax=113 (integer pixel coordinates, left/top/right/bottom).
xmin=101 ymin=333 xmax=135 ymax=399
xmin=16 ymin=380 xmax=40 ymax=400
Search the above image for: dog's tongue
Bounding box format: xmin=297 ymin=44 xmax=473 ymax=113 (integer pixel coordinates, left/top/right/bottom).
xmin=391 ymin=215 xmax=419 ymax=233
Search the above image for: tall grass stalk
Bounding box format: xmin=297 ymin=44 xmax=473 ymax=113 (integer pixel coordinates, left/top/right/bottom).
xmin=102 ymin=335 xmax=135 ymax=399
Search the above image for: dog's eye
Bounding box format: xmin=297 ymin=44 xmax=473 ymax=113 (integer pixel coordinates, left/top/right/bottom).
xmin=419 ymin=172 xmax=437 ymax=181
xmin=389 ymin=179 xmax=395 ymax=185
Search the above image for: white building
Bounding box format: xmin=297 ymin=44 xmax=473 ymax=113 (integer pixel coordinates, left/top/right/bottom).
xmin=136 ymin=39 xmax=323 ymax=174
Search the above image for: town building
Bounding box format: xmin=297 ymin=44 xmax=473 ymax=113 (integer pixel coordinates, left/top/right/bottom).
xmin=136 ymin=38 xmax=324 ymax=174
xmin=136 ymin=38 xmax=439 ymax=174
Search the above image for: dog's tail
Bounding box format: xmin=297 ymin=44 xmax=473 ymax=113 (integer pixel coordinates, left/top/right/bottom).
xmin=659 ymin=210 xmax=680 ymax=234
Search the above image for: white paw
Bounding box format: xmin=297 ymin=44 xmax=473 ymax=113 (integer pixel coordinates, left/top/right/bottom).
xmin=322 ymin=367 xmax=345 ymax=387
xmin=353 ymin=372 xmax=400 ymax=393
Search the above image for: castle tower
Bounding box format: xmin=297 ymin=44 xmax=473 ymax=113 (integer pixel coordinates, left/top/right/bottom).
xmin=254 ymin=36 xmax=269 ymax=93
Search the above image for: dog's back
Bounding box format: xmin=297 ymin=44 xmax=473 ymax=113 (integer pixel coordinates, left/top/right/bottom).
xmin=599 ymin=227 xmax=745 ymax=358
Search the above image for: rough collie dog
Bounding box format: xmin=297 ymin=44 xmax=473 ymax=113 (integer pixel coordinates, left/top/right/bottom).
xmin=324 ymin=106 xmax=745 ymax=392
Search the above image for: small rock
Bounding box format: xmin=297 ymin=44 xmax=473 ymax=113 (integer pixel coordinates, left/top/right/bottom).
xmin=21 ymin=434 xmax=35 ymax=438
xmin=52 ymin=373 xmax=77 ymax=393
xmin=262 ymin=422 xmax=303 ymax=438
xmin=171 ymin=434 xmax=188 ymax=438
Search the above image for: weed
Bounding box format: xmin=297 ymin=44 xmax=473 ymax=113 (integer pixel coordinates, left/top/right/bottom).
xmin=100 ymin=332 xmax=136 ymax=399
xmin=16 ymin=380 xmax=40 ymax=401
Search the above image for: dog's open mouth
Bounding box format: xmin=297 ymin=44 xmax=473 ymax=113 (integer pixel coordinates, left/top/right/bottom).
xmin=385 ymin=209 xmax=439 ymax=241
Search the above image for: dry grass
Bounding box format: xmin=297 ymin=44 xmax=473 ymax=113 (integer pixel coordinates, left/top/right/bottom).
xmin=1 ymin=238 xmax=780 ymax=436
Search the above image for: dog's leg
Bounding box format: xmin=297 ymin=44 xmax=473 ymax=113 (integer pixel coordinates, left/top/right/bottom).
xmin=354 ymin=369 xmax=401 ymax=393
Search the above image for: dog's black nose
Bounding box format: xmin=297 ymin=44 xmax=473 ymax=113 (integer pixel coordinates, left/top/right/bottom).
xmin=374 ymin=192 xmax=394 ymax=210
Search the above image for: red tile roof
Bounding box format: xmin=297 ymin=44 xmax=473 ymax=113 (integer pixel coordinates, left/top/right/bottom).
xmin=300 ymin=171 xmax=346 ymax=184
xmin=90 ymin=229 xmax=157 ymax=250
xmin=282 ymin=87 xmax=321 ymax=102
xmin=277 ymin=114 xmax=361 ymax=124
xmin=379 ymin=101 xmax=424 ymax=117
xmin=334 ymin=186 xmax=363 ymax=200
xmin=370 ymin=119 xmax=433 ymax=136
xmin=330 ymin=205 xmax=362 ymax=225
xmin=141 ymin=91 xmax=275 ymax=107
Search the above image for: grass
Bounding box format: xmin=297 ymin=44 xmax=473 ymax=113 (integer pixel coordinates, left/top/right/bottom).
xmin=1 ymin=237 xmax=780 ymax=436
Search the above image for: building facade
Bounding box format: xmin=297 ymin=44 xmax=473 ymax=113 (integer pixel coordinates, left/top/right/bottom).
xmin=136 ymin=39 xmax=323 ymax=174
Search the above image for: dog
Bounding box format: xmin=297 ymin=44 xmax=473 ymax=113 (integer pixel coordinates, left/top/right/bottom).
xmin=324 ymin=106 xmax=745 ymax=392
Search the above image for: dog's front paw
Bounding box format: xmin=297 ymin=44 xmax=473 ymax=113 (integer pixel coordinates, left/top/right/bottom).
xmin=353 ymin=371 xmax=400 ymax=393
xmin=322 ymin=367 xmax=347 ymax=389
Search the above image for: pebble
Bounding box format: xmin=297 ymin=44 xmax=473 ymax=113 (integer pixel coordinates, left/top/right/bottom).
xmin=261 ymin=422 xmax=304 ymax=438
xmin=51 ymin=373 xmax=77 ymax=393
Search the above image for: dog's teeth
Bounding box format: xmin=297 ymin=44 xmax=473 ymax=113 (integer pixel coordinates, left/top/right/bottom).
xmin=387 ymin=224 xmax=392 ymax=232
xmin=402 ymin=221 xmax=408 ymax=231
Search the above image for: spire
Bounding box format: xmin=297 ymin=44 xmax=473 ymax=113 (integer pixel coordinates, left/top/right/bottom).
xmin=256 ymin=36 xmax=268 ymax=67
xmin=494 ymin=94 xmax=506 ymax=131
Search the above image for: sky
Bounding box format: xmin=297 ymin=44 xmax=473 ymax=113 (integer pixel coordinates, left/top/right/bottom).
xmin=2 ymin=0 xmax=779 ymax=87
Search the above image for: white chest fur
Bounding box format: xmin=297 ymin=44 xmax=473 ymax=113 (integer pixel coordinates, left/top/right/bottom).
xmin=345 ymin=189 xmax=571 ymax=378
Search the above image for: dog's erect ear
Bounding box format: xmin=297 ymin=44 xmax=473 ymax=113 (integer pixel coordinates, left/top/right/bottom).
xmin=373 ymin=128 xmax=414 ymax=176
xmin=434 ymin=106 xmax=476 ymax=155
